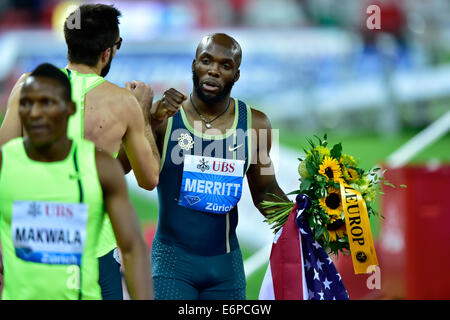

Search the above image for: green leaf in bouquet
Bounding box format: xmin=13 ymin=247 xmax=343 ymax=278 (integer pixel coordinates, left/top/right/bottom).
xmin=314 ymin=225 xmax=326 ymax=242
xmin=286 ymin=189 xmax=301 ymax=196
xmin=300 ymin=179 xmax=312 ymax=191
xmin=323 ymin=228 xmax=330 ymax=243
xmin=384 ymin=181 xmax=396 ymax=188
xmin=306 ymin=137 xmax=316 ymax=149
xmin=306 ymin=160 xmax=317 ymax=177
xmin=330 ymin=143 xmax=342 ymax=160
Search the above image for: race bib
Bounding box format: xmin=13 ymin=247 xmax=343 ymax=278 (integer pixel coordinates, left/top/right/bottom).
xmin=178 ymin=155 xmax=245 ymax=214
xmin=11 ymin=201 xmax=88 ymax=265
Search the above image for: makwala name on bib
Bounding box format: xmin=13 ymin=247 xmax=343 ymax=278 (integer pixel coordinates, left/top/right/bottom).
xmin=179 ymin=155 xmax=245 ymax=214
xmin=11 ymin=201 xmax=88 ymax=265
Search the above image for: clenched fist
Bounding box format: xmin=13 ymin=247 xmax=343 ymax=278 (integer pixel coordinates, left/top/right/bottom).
xmin=125 ymin=80 xmax=154 ymax=122
xmin=151 ymin=88 xmax=187 ymax=125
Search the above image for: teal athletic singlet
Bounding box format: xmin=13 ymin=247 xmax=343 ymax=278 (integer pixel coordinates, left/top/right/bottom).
xmin=152 ymin=98 xmax=252 ymax=299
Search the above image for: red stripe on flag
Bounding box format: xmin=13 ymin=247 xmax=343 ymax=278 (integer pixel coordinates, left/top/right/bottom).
xmin=270 ymin=203 xmax=304 ymax=300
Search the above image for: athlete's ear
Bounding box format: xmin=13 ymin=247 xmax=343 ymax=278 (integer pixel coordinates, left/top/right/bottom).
xmin=192 ymin=59 xmax=196 ymax=72
xmin=101 ymin=48 xmax=112 ymax=64
xmin=233 ymin=69 xmax=240 ymax=83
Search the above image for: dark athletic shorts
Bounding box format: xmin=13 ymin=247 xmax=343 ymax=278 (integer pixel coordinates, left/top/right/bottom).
xmin=151 ymin=238 xmax=246 ymax=300
xmin=98 ymin=248 xmax=123 ymax=300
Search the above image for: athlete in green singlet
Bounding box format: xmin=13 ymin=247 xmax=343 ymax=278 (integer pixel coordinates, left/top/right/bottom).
xmin=124 ymin=33 xmax=289 ymax=299
xmin=0 ymin=4 xmax=159 ymax=299
xmin=0 ymin=63 xmax=151 ymax=299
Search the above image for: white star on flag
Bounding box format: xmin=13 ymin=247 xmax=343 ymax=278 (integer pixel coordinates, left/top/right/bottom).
xmin=318 ymin=290 xmax=325 ymax=300
xmin=316 ymin=259 xmax=324 ymax=270
xmin=323 ymin=277 xmax=332 ymax=290
xmin=304 ymin=259 xmax=311 ymax=271
xmin=313 ymin=269 xmax=320 ymax=280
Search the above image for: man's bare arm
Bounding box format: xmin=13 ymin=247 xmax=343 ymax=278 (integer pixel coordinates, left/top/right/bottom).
xmin=246 ymin=109 xmax=289 ymax=216
xmin=121 ymin=92 xmax=159 ymax=190
xmin=96 ymin=149 xmax=153 ymax=300
xmin=0 ymin=74 xmax=29 ymax=146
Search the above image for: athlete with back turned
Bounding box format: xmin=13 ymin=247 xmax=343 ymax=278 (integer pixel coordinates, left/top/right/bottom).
xmin=0 ymin=4 xmax=159 ymax=299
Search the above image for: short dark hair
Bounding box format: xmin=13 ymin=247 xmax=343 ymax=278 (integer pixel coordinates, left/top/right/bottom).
xmin=64 ymin=4 xmax=121 ymax=67
xmin=30 ymin=63 xmax=72 ymax=101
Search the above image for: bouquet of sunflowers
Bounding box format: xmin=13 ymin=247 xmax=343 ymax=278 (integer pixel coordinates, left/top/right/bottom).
xmin=262 ymin=134 xmax=391 ymax=258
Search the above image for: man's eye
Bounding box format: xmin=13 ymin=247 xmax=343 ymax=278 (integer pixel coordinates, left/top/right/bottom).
xmin=20 ymin=99 xmax=32 ymax=107
xmin=41 ymin=98 xmax=53 ymax=106
xmin=201 ymin=58 xmax=210 ymax=64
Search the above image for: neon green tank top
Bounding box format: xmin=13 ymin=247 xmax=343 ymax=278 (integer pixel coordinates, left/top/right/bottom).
xmin=0 ymin=138 xmax=103 ymax=299
xmin=60 ymin=68 xmax=117 ymax=258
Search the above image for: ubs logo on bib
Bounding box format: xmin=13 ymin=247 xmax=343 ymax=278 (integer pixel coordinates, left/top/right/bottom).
xmin=44 ymin=203 xmax=74 ymax=218
xmin=212 ymin=161 xmax=235 ymax=174
xmin=197 ymin=158 xmax=210 ymax=172
xmin=27 ymin=202 xmax=42 ymax=218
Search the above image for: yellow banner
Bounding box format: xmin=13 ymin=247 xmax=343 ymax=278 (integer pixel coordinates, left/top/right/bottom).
xmin=339 ymin=181 xmax=378 ymax=274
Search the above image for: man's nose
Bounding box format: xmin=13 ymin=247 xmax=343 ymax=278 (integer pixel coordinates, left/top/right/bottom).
xmin=29 ymin=103 xmax=43 ymax=118
xmin=207 ymin=63 xmax=220 ymax=77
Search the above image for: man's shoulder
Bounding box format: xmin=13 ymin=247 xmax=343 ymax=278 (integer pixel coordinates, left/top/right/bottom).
xmin=99 ymin=80 xmax=134 ymax=98
xmin=247 ymin=105 xmax=271 ymax=130
xmin=95 ymin=81 xmax=140 ymax=110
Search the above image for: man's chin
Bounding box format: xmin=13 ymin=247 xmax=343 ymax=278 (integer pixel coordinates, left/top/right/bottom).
xmin=197 ymin=89 xmax=226 ymax=104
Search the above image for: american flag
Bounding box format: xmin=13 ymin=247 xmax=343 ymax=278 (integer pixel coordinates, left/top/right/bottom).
xmin=259 ymin=194 xmax=349 ymax=300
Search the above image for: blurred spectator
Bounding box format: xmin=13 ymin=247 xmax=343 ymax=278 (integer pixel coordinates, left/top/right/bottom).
xmin=0 ymin=0 xmax=53 ymax=31
xmin=227 ymin=0 xmax=250 ymax=25
xmin=243 ymin=0 xmax=306 ymax=27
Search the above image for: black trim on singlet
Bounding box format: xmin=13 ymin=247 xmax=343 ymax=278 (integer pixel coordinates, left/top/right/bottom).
xmin=72 ymin=146 xmax=84 ymax=300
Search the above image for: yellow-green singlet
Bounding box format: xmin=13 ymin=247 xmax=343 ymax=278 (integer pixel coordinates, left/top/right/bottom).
xmin=0 ymin=138 xmax=103 ymax=299
xmin=60 ymin=68 xmax=117 ymax=258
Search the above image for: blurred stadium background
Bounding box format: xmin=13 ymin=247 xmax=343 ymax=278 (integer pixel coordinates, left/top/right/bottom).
xmin=0 ymin=0 xmax=449 ymax=299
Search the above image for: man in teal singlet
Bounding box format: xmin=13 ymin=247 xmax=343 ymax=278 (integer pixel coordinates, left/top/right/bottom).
xmin=0 ymin=4 xmax=160 ymax=299
xmin=0 ymin=63 xmax=151 ymax=299
xmin=141 ymin=33 xmax=289 ymax=299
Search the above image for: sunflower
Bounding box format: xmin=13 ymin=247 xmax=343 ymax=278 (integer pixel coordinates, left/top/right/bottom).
xmin=319 ymin=187 xmax=342 ymax=217
xmin=343 ymin=167 xmax=359 ymax=182
xmin=318 ymin=156 xmax=342 ymax=183
xmin=325 ymin=218 xmax=347 ymax=242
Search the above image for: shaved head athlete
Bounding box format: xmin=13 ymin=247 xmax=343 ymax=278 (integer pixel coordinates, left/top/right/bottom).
xmin=124 ymin=33 xmax=290 ymax=299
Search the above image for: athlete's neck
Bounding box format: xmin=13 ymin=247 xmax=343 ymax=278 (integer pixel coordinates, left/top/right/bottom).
xmin=24 ymin=137 xmax=73 ymax=162
xmin=190 ymin=91 xmax=231 ymax=117
xmin=66 ymin=62 xmax=102 ymax=76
